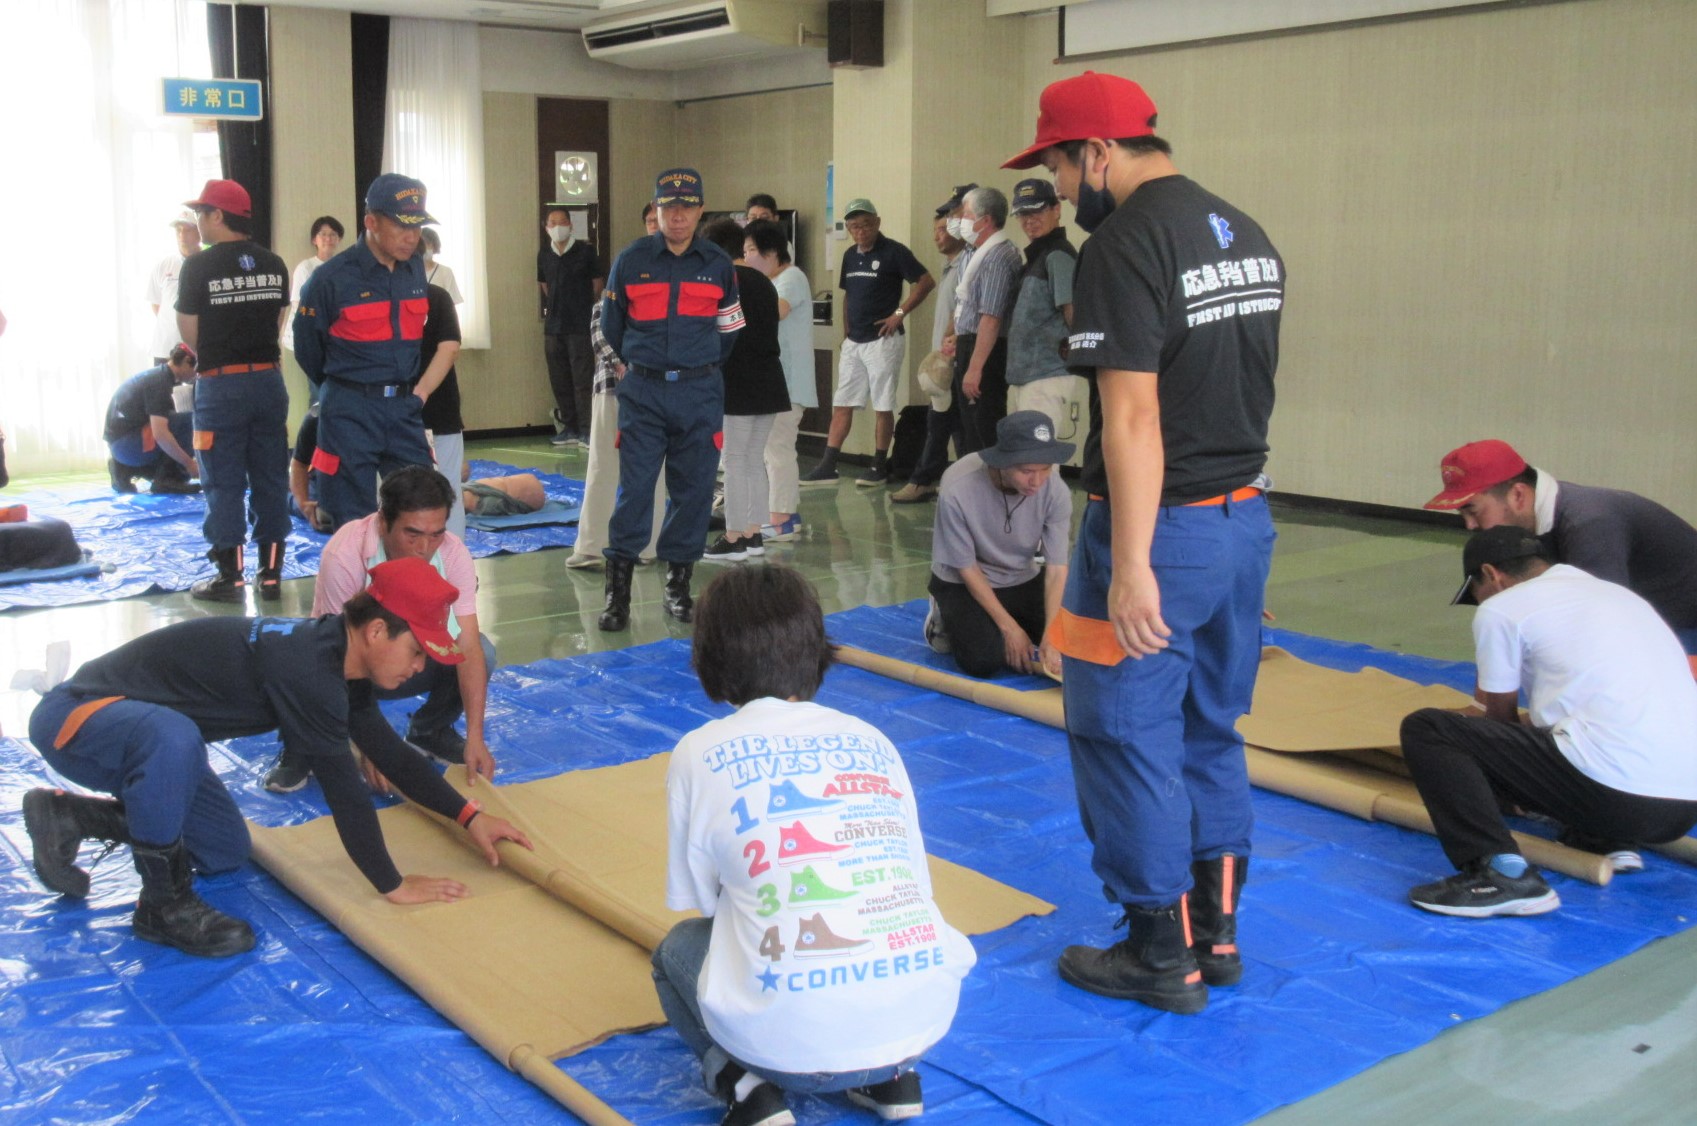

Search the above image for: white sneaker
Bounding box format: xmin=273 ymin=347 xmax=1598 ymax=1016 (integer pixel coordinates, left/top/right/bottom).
xmin=563 ymin=553 xmax=603 ymax=571
xmin=1607 ymin=849 xmax=1645 ymax=874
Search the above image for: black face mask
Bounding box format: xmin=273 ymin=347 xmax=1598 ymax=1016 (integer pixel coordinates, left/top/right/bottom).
xmin=1072 ymin=151 xmax=1117 ymax=233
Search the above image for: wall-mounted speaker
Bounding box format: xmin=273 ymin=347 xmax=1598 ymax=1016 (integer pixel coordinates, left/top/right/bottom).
xmin=828 ymin=0 xmax=883 ymax=69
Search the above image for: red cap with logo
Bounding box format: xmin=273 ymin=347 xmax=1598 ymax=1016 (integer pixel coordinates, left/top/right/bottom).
xmin=366 ymin=557 xmax=464 ymax=664
xmin=1003 ymin=71 xmax=1159 ymax=170
xmin=1424 ymin=439 xmax=1529 ymax=510
xmin=183 ymin=179 xmax=252 ymax=218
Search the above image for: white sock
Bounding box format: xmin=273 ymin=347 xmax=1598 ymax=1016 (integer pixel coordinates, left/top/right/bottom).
xmin=733 ymin=1071 xmax=763 ymax=1101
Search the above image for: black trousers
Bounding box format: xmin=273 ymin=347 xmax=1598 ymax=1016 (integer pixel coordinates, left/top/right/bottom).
xmin=909 ymin=402 xmax=964 ymax=487
xmin=544 ymin=333 xmax=595 ymax=435
xmin=929 ymin=571 xmax=1046 ymax=679
xmin=1399 ymin=707 xmax=1697 ymax=870
xmin=952 ymin=333 xmax=1009 ymax=455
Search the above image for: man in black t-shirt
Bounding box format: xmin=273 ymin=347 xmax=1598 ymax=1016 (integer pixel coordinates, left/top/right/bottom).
xmin=1004 ymin=70 xmax=1284 ymax=1015
xmin=803 ymin=199 xmax=935 ymax=488
xmin=104 ymin=344 xmax=200 ymax=495
xmin=22 ymin=558 xmax=532 ymax=958
xmin=538 ymin=208 xmax=605 ymax=447
xmin=176 ymin=179 xmax=292 ymax=604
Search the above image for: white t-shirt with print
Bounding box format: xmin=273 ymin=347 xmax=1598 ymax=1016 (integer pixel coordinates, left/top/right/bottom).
xmin=665 ymin=697 xmax=976 ymax=1075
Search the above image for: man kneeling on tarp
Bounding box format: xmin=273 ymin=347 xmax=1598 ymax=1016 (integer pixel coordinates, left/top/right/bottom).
xmin=21 ymin=557 xmax=533 ymax=957
xmin=655 ymin=566 xmax=976 ymax=1126
xmin=1400 ymin=526 xmax=1697 ymax=918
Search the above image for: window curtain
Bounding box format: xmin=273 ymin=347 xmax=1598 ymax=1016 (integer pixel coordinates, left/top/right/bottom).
xmin=382 ymin=18 xmax=489 ymax=349
xmin=205 ymin=2 xmax=271 ymax=249
xmin=350 ymin=14 xmax=390 ymax=224
xmin=0 ymin=0 xmax=215 ymax=473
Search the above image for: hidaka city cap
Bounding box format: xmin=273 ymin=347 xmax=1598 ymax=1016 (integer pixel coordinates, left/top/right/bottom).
xmin=1452 ymin=525 xmax=1548 ymax=606
xmin=1011 ymin=178 xmax=1059 ymax=213
xmin=842 ymin=198 xmax=878 ymax=219
xmin=655 ymin=167 xmax=705 ymax=206
xmin=981 ymin=410 xmax=1076 ymax=469
xmin=365 ymin=173 xmax=437 ymax=226
xmin=1424 ymin=439 xmax=1528 ymax=511
xmin=934 ymin=183 xmax=977 ymax=218
xmin=917 ymin=350 xmax=953 ymax=412
xmin=365 ymin=557 xmax=465 ymax=664
xmin=1003 ymin=70 xmax=1159 ymax=170
xmin=169 ymin=209 xmax=200 ymax=229
xmin=184 ymin=179 xmax=252 ymax=218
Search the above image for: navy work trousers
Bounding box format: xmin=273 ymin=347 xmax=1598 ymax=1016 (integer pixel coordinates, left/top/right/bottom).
xmin=1061 ymin=493 xmax=1276 ymax=907
xmin=317 ymin=379 xmax=434 ymax=530
xmin=194 ymin=367 xmax=290 ymax=549
xmin=606 ymin=366 xmax=723 ymax=564
xmin=29 ymin=687 xmax=250 ymax=873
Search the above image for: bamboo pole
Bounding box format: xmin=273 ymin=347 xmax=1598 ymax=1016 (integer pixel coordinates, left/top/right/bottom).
xmin=833 ymin=645 xmax=1619 ymax=886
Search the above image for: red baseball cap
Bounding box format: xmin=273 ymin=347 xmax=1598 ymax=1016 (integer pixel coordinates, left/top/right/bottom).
xmin=1003 ymin=71 xmax=1159 ymax=170
xmin=1424 ymin=439 xmax=1529 ymax=510
xmin=184 ymin=179 xmax=252 ymax=219
xmin=366 ymin=558 xmax=464 ymax=664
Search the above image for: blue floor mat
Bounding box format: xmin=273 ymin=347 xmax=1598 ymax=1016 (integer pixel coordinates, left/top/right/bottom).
xmin=0 ymin=459 xmax=582 ymax=611
xmin=2 ymin=600 xmax=1694 ymax=1124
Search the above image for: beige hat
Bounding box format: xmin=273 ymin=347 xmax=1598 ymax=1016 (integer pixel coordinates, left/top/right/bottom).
xmin=917 ymin=350 xmax=953 ymax=412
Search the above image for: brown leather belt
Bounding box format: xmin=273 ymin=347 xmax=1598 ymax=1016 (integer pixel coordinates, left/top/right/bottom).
xmin=198 ymin=362 xmax=274 ymax=376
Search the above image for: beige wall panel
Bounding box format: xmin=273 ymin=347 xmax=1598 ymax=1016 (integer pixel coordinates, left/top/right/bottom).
xmin=1021 ymin=0 xmax=1697 ymax=521
xmin=673 ymin=86 xmax=833 ymax=282
xmin=608 ymin=98 xmax=679 ymax=252
xmin=905 ymin=0 xmax=1028 ymax=367
xmin=269 ymin=4 xmax=355 ymax=437
xmin=457 ymin=92 xmax=550 ymax=431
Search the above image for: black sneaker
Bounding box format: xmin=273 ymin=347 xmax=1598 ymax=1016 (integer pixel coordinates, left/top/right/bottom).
xmin=846 ymin=1071 xmax=923 ymax=1120
xmin=702 ymin=535 xmax=749 ymax=563
xmin=263 ymin=754 xmax=311 ymax=794
xmin=742 ymin=533 xmax=765 ymax=558
xmin=723 ymin=1081 xmax=793 ymax=1126
xmin=856 ymin=465 xmax=890 ymax=488
xmin=799 ymin=463 xmax=839 ymax=488
xmin=1409 ymin=862 xmax=1560 ymax=917
xmin=409 ymin=726 xmax=468 ymax=765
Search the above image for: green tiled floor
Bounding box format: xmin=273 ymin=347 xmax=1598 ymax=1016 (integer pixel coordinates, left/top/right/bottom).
xmin=2 ymin=435 xmax=1692 ymax=1122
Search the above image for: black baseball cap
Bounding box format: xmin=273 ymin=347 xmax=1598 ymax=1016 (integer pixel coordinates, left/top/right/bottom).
xmin=934 ymin=182 xmax=978 ymax=218
xmin=1452 ymin=525 xmax=1549 ymax=605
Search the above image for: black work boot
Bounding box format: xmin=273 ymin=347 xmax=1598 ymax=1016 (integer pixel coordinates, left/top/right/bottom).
xmin=131 ymin=840 xmax=255 ymax=958
xmin=1058 ymin=901 xmax=1208 ymax=1014
xmin=598 ymin=556 xmax=635 ymax=632
xmin=191 ymin=545 xmax=245 ymax=604
xmin=22 ymin=788 xmax=129 ymax=898
xmin=108 ymin=458 xmax=139 ymax=494
xmin=1190 ymin=854 xmax=1247 ymax=986
xmin=663 ymin=561 xmax=695 ymax=623
xmin=150 ymin=460 xmax=201 ymax=495
xmin=257 ymin=541 xmax=285 ymax=602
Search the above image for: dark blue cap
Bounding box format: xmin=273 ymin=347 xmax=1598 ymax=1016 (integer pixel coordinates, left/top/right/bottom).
xmin=365 ymin=173 xmax=435 ymax=226
xmin=1011 ymin=178 xmax=1059 ymax=213
xmin=934 ymin=182 xmax=978 ymax=218
xmin=655 ymin=167 xmax=704 ymax=206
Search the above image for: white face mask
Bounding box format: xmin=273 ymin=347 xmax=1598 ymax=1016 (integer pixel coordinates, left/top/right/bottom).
xmin=945 ymin=217 xmax=967 ymax=241
xmin=547 ymin=224 xmax=572 ymax=244
xmin=957 ymin=216 xmax=982 ymax=248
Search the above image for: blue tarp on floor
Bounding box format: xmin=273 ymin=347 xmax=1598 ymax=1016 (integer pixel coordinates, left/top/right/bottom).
xmin=0 ymin=459 xmax=582 ymax=611
xmin=1 ymin=599 xmax=1693 ymax=1124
